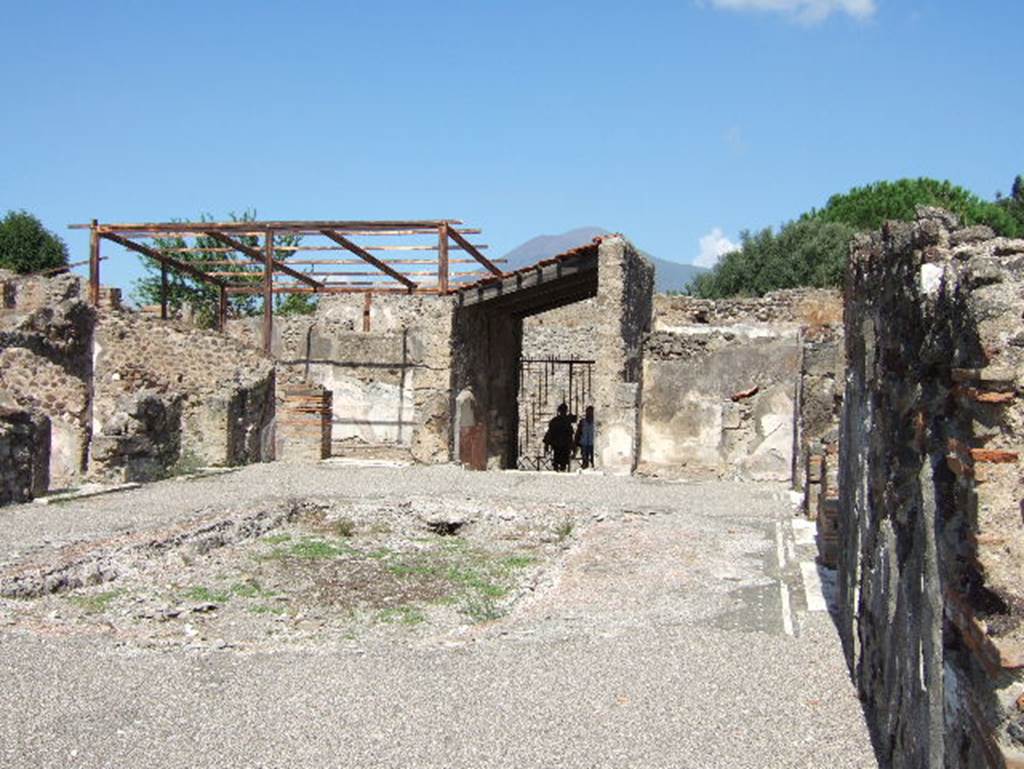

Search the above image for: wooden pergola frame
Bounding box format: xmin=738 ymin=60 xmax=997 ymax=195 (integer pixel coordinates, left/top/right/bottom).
xmin=69 ymin=219 xmax=502 ymax=354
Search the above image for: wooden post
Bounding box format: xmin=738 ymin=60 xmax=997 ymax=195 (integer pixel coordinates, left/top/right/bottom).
xmin=438 ymin=223 xmax=449 ymax=294
xmin=263 ymin=232 xmax=273 ymax=355
xmin=363 ymin=291 xmax=372 ymax=332
xmin=89 ymin=219 xmax=100 ymax=306
xmin=160 ymin=264 xmax=168 ymax=320
xmin=218 ymin=285 xmax=228 ymax=332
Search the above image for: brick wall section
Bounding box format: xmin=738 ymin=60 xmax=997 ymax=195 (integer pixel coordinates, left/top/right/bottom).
xmin=839 ymin=208 xmax=1024 ymax=768
xmin=0 ymin=407 xmax=49 ymax=505
xmin=93 ymin=310 xmax=274 ymax=476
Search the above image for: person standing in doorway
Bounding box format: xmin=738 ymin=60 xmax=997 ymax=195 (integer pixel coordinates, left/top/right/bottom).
xmin=543 ymin=403 xmax=575 ymax=472
xmin=575 ymin=405 xmax=595 ymax=470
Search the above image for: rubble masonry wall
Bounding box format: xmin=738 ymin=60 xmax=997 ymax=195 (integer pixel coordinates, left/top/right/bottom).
xmin=839 ymin=209 xmax=1024 ymax=768
xmin=0 ymin=272 xmax=93 ymax=488
xmin=92 ymin=311 xmax=274 ymax=480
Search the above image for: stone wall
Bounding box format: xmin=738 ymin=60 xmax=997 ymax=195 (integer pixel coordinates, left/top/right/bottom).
xmin=591 ymin=237 xmax=655 ymax=475
xmin=93 ymin=311 xmax=274 ymax=478
xmin=0 ymin=272 xmax=93 ymax=487
xmin=0 ymin=407 xmax=49 ymax=505
xmin=655 ymin=289 xmax=842 ymax=326
xmin=228 ymin=293 xmax=453 ymax=463
xmin=839 ymin=208 xmax=1024 ymax=768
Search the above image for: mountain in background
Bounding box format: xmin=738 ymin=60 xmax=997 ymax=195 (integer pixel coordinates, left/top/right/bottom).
xmin=500 ymin=226 xmax=706 ymax=293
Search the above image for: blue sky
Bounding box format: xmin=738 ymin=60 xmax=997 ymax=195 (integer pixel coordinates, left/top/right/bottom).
xmin=2 ymin=0 xmax=1021 ymax=291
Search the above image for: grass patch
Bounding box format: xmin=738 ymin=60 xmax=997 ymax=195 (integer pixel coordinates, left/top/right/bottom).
xmin=262 ymin=533 xmax=292 ymax=545
xmin=376 ymin=605 xmax=426 ymax=625
xmin=230 ymin=580 xmax=276 ymax=600
xmin=503 ymin=555 xmax=535 ymax=569
xmin=555 ymin=518 xmax=574 ymax=542
xmin=260 ymin=537 xmax=354 ymax=561
xmin=182 ymin=585 xmax=230 ymax=604
xmin=250 ymin=603 xmax=286 ymax=616
xmin=381 ymin=544 xmax=526 ymax=623
xmin=68 ymin=589 xmax=124 ymax=613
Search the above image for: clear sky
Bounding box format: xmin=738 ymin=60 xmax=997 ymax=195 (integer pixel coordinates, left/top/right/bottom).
xmin=2 ymin=0 xmax=1021 ymax=293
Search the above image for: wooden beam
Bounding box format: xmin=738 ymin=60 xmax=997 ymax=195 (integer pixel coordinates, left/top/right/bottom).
xmin=447 ymin=227 xmax=502 ymax=276
xmin=263 ymin=232 xmax=273 ymax=355
xmin=226 ymin=285 xmax=435 ymax=295
xmin=438 ymin=224 xmax=450 ymax=293
xmin=197 ymin=257 xmax=502 ymax=267
xmin=319 ymin=230 xmax=417 ymax=290
xmin=71 ymin=219 xmax=465 ymax=233
xmin=203 ymin=231 xmax=323 ymax=290
xmin=89 ymin=220 xmax=100 ymax=306
xmin=100 ymin=232 xmax=226 ymax=288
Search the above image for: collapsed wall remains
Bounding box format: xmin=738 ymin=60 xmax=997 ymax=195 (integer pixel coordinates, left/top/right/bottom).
xmin=839 ymin=208 xmax=1024 ymax=768
xmin=0 ymin=271 xmax=275 ymax=492
xmin=0 ymin=407 xmax=49 ymax=505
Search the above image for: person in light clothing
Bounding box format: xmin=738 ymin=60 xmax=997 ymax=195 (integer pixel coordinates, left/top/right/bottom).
xmin=575 ymin=406 xmax=595 ymax=470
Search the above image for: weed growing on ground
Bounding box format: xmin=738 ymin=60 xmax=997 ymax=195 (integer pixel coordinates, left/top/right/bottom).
xmin=262 ymin=533 xmax=291 ymax=545
xmin=460 ymin=594 xmax=504 ymax=623
xmin=555 ymin=518 xmax=574 ymax=542
xmin=332 ymin=518 xmax=356 ymax=538
xmin=166 ymin=448 xmax=205 ymax=478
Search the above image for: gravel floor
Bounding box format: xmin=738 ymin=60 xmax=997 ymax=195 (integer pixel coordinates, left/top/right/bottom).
xmin=0 ymin=463 xmax=879 ymax=768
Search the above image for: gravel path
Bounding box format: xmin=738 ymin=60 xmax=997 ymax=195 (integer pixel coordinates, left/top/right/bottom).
xmin=0 ymin=464 xmax=878 ymax=768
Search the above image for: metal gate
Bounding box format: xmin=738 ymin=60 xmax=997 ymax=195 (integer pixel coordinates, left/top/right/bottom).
xmin=517 ymin=357 xmax=595 ymax=470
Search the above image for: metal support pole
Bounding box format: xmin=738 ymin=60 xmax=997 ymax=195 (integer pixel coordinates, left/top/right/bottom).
xmin=219 ymin=286 xmax=228 ymax=332
xmin=263 ymin=232 xmax=273 ymax=355
xmin=437 ymin=223 xmax=449 ymax=294
xmin=89 ymin=219 xmax=100 ymax=306
xmin=160 ymin=264 xmax=168 ymax=320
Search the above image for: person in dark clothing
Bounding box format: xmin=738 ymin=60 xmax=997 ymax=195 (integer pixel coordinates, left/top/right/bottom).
xmin=543 ymin=403 xmax=575 ymax=472
xmin=575 ymin=405 xmax=595 ymax=469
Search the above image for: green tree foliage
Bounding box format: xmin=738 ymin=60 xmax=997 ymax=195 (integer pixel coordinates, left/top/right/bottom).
xmin=811 ymin=178 xmax=1022 ymax=237
xmin=687 ymin=219 xmax=855 ymax=299
xmin=996 ymin=174 xmax=1024 ymax=232
xmin=0 ymin=210 xmax=69 ymax=274
xmin=689 ymin=176 xmax=1024 ymax=298
xmin=275 ymin=292 xmax=319 ymax=316
xmin=132 ymin=211 xmax=301 ymax=328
